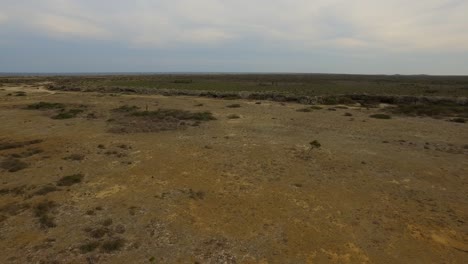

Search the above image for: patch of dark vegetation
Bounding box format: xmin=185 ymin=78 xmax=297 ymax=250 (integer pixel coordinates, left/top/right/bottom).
xmin=309 ymin=106 xmax=323 ymax=110
xmin=101 ymin=237 xmax=125 ymax=253
xmin=0 ymin=139 xmax=43 ymax=151
xmin=15 ymin=91 xmax=26 ymax=96
xmin=33 ymin=185 xmax=60 ymax=195
xmin=132 ymin=109 xmax=216 ymax=121
xmin=89 ymin=227 xmax=111 ymax=239
xmin=322 ymin=96 xmax=356 ymax=105
xmin=26 ymin=102 xmax=65 ymax=110
xmin=188 ymin=189 xmax=205 ymax=200
xmin=0 ymin=158 xmax=28 ymax=172
xmin=226 ymin=103 xmax=241 ymax=108
xmin=194 ymin=103 xmax=204 ymax=107
xmin=8 ymin=148 xmax=44 ymax=158
xmin=0 ymin=202 xmax=30 ymax=216
xmin=0 ymin=185 xmax=27 ymax=196
xmin=112 ymin=105 xmax=140 ymax=113
xmin=97 ymin=144 xmax=105 ymax=149
xmin=450 ymin=118 xmax=466 ymax=123
xmin=389 ymin=103 xmax=468 ymax=118
xmin=80 ymin=241 xmax=100 ymax=253
xmin=56 ymin=174 xmax=84 ymax=186
xmin=109 ymin=108 xmax=216 ymax=133
xmin=33 ymin=185 xmax=59 ymax=196
xmin=344 ymin=112 xmax=353 ymax=116
xmin=296 ymin=108 xmax=312 ymax=112
xmin=370 ymin=114 xmax=392 ymax=119
xmin=52 ymin=109 xmax=84 ymax=119
xmin=102 ymin=218 xmax=113 ymax=227
xmin=173 ymin=79 xmax=193 ymax=84
xmin=227 ymin=114 xmax=240 ymax=119
xmin=63 ymin=154 xmax=85 ymax=161
xmin=34 ymin=200 xmax=57 ymax=229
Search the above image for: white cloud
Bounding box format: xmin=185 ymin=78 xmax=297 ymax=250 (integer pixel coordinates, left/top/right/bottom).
xmin=1 ymin=0 xmax=468 ymax=52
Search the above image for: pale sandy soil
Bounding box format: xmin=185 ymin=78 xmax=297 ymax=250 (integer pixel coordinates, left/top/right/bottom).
xmin=0 ymin=85 xmax=467 ymax=263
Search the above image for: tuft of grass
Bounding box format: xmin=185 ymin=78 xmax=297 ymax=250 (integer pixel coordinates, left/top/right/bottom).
xmin=450 ymin=118 xmax=466 ymax=123
xmin=80 ymin=241 xmax=100 ymax=253
xmin=57 ymin=174 xmax=84 ymax=186
xmin=296 ymin=108 xmax=312 ymax=112
xmin=113 ymin=105 xmax=140 ymax=113
xmin=34 ymin=200 xmax=57 ymax=228
xmin=344 ymin=112 xmax=353 ymax=116
xmin=370 ymin=114 xmax=392 ymax=119
xmin=309 ymin=106 xmax=323 ymax=110
xmin=101 ymin=237 xmax=125 ymax=252
xmin=226 ymin=103 xmax=241 ymax=108
xmin=33 ymin=185 xmax=59 ymax=196
xmin=0 ymin=158 xmax=28 ymax=172
xmin=52 ymin=109 xmax=84 ymax=119
xmin=132 ymin=109 xmax=216 ymax=121
xmin=227 ymin=114 xmax=240 ymax=119
xmin=0 ymin=139 xmax=43 ymax=151
xmin=63 ymin=154 xmax=85 ymax=161
xmin=27 ymin=102 xmax=65 ymax=110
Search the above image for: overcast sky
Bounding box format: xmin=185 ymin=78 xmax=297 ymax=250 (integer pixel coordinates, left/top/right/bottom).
xmin=0 ymin=0 xmax=467 ymax=74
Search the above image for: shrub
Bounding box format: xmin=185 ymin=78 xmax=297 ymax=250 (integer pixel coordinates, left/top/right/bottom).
xmin=0 ymin=158 xmax=28 ymax=172
xmin=33 ymin=185 xmax=59 ymax=196
xmin=113 ymin=105 xmax=140 ymax=113
xmin=226 ymin=104 xmax=241 ymax=108
xmin=57 ymin=174 xmax=84 ymax=186
xmin=132 ymin=109 xmax=216 ymax=121
xmin=450 ymin=118 xmax=466 ymax=123
xmin=227 ymin=114 xmax=240 ymax=119
xmin=27 ymin=102 xmax=65 ymax=110
xmin=80 ymin=241 xmax=100 ymax=253
xmin=34 ymin=200 xmax=57 ymax=228
xmin=63 ymin=154 xmax=85 ymax=161
xmin=370 ymin=114 xmax=392 ymax=119
xmin=101 ymin=238 xmax=125 ymax=252
xmin=52 ymin=109 xmax=83 ymax=119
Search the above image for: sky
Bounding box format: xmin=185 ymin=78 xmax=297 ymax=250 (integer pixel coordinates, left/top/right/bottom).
xmin=0 ymin=0 xmax=467 ymax=74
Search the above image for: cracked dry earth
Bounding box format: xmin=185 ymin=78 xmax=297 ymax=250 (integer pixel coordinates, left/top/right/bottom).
xmin=0 ymin=86 xmax=467 ymax=263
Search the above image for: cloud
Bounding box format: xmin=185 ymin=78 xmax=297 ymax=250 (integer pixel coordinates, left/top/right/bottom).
xmin=1 ymin=0 xmax=467 ymax=53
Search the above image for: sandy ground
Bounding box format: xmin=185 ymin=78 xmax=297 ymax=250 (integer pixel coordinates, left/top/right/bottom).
xmin=0 ymin=85 xmax=467 ymax=263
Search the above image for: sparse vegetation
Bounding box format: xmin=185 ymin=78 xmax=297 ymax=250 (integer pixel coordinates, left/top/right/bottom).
xmin=389 ymin=103 xmax=468 ymax=118
xmin=63 ymin=154 xmax=85 ymax=161
xmin=450 ymin=118 xmax=466 ymax=123
xmin=101 ymin=237 xmax=125 ymax=252
xmin=344 ymin=112 xmax=353 ymax=116
xmin=80 ymin=241 xmax=100 ymax=253
xmin=33 ymin=185 xmax=59 ymax=196
xmin=227 ymin=114 xmax=240 ymax=119
xmin=57 ymin=174 xmax=84 ymax=186
xmin=113 ymin=105 xmax=140 ymax=112
xmin=34 ymin=200 xmax=57 ymax=229
xmin=296 ymin=108 xmax=312 ymax=112
xmin=27 ymin=102 xmax=65 ymax=110
xmin=0 ymin=158 xmax=28 ymax=172
xmin=52 ymin=109 xmax=84 ymax=119
xmin=370 ymin=114 xmax=392 ymax=119
xmin=0 ymin=139 xmax=43 ymax=150
xmin=226 ymin=104 xmax=241 ymax=108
